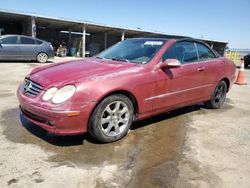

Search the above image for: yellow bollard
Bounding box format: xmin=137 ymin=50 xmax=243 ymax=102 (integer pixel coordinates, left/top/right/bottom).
xmin=228 ymin=52 xmax=231 ymax=60
xmin=233 ymin=51 xmax=236 ymax=62
xmin=236 ymin=51 xmax=239 ymax=62
xmin=229 ymin=52 xmax=232 ymax=60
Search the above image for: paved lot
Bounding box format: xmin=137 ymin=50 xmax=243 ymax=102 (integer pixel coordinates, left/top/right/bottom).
xmin=0 ymin=59 xmax=249 ymax=188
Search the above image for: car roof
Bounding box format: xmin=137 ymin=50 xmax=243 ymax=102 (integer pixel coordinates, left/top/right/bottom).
xmin=131 ymin=37 xmax=219 ymax=57
xmin=0 ymin=34 xmax=45 ymax=42
xmin=130 ymin=37 xmax=211 ymax=47
xmin=129 ymin=37 xmax=169 ymax=41
xmin=130 ymin=36 xmax=205 ymax=43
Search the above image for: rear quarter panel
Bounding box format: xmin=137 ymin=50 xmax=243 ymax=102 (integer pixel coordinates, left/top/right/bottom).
xmin=211 ymin=57 xmax=235 ymax=91
xmin=222 ymin=57 xmax=236 ymax=90
xmin=38 ymin=43 xmax=54 ymax=58
xmin=202 ymin=57 xmax=235 ymax=93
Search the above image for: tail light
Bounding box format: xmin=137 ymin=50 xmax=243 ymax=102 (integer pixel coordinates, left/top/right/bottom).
xmin=50 ymin=44 xmax=53 ymax=51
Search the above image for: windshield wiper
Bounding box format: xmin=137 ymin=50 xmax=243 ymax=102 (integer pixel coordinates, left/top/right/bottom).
xmin=111 ymin=58 xmax=130 ymax=62
xmin=95 ymin=56 xmax=104 ymax=59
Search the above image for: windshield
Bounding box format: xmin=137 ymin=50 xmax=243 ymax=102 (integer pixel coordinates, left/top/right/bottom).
xmin=96 ymin=38 xmax=167 ymax=64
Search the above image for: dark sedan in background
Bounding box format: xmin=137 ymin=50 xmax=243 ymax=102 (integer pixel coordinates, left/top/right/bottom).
xmin=244 ymin=54 xmax=250 ymax=67
xmin=0 ymin=35 xmax=54 ymax=63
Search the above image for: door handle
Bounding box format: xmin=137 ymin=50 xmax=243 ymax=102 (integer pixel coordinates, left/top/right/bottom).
xmin=197 ymin=67 xmax=205 ymax=71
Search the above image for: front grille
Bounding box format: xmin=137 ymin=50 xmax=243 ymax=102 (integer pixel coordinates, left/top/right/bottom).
xmin=22 ymin=79 xmax=43 ymax=97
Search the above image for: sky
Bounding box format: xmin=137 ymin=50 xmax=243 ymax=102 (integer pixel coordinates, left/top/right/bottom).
xmin=1 ymin=0 xmax=250 ymax=49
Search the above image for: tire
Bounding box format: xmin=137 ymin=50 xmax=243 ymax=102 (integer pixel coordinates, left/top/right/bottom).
xmin=88 ymin=94 xmax=134 ymax=143
xmin=204 ymin=80 xmax=227 ymax=109
xmin=37 ymin=52 xmax=48 ymax=63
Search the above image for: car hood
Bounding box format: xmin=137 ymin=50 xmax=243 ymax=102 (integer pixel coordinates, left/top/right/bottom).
xmin=28 ymin=58 xmax=142 ymax=89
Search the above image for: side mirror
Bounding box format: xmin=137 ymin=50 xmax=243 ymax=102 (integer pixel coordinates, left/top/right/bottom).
xmin=159 ymin=59 xmax=181 ymax=69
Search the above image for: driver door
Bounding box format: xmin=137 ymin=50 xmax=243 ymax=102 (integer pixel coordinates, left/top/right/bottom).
xmin=151 ymin=41 xmax=205 ymax=111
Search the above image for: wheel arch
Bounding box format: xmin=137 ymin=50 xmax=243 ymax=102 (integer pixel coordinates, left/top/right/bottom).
xmin=87 ymin=90 xmax=139 ymax=131
xmin=36 ymin=51 xmax=48 ymax=57
xmin=220 ymin=77 xmax=230 ymax=92
xmin=98 ymin=90 xmax=138 ymax=117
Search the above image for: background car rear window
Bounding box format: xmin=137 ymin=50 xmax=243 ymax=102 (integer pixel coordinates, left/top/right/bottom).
xmin=20 ymin=37 xmax=36 ymax=45
xmin=162 ymin=41 xmax=198 ymax=64
xmin=196 ymin=42 xmax=215 ymax=60
xmin=1 ymin=36 xmax=18 ymax=44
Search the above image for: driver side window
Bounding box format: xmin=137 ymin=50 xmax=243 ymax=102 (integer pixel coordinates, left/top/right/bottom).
xmin=162 ymin=44 xmax=177 ymax=61
xmin=162 ymin=41 xmax=198 ymax=64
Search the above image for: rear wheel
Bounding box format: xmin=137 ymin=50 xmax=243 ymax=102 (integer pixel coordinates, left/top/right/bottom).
xmin=37 ymin=52 xmax=48 ymax=63
xmin=88 ymin=94 xmax=134 ymax=143
xmin=204 ymin=81 xmax=227 ymax=109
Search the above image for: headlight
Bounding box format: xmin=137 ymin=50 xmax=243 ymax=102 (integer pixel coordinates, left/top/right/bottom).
xmin=51 ymin=85 xmax=76 ymax=104
xmin=42 ymin=87 xmax=58 ymax=101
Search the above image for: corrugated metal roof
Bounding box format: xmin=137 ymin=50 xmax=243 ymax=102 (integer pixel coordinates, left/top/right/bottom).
xmin=0 ymin=9 xmax=228 ymax=44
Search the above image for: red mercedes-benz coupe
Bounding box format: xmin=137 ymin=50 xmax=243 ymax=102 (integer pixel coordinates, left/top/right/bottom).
xmin=17 ymin=38 xmax=236 ymax=143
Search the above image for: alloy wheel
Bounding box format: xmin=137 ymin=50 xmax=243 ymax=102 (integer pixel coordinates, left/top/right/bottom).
xmin=213 ymin=83 xmax=226 ymax=106
xmin=101 ymin=101 xmax=130 ymax=137
xmin=37 ymin=53 xmax=48 ymax=63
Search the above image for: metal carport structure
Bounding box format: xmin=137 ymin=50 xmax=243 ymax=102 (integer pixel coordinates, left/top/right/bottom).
xmin=0 ymin=9 xmax=228 ymax=57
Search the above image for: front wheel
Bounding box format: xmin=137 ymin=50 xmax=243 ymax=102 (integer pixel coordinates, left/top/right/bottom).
xmin=204 ymin=80 xmax=227 ymax=109
xmin=37 ymin=52 xmax=48 ymax=63
xmin=88 ymin=94 xmax=134 ymax=143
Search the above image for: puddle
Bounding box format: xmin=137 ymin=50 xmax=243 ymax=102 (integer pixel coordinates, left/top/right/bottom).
xmin=1 ymin=108 xmax=134 ymax=165
xmin=127 ymin=106 xmax=199 ymax=187
xmin=1 ymin=105 xmax=201 ymax=187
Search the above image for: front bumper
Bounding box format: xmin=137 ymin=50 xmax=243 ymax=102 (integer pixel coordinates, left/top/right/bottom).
xmin=17 ymin=85 xmax=96 ymax=135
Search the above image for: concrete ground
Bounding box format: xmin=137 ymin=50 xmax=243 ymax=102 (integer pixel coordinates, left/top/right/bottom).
xmin=0 ymin=58 xmax=249 ymax=188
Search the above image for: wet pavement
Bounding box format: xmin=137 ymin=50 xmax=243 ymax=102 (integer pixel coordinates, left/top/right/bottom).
xmin=1 ymin=104 xmax=198 ymax=187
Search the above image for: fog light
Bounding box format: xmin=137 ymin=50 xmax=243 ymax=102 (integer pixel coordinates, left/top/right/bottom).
xmin=48 ymin=121 xmax=55 ymax=126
